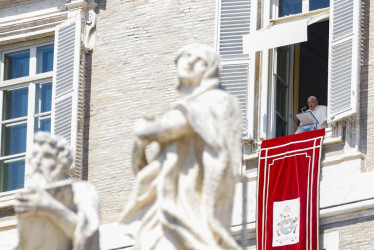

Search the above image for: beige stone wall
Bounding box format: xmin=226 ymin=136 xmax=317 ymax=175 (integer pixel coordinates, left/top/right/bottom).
xmin=242 ymin=215 xmax=374 ymax=249
xmin=320 ymin=215 xmax=374 ymax=249
xmin=0 ymin=1 xmax=372 ymax=249
xmin=88 ymin=0 xmax=217 ymax=224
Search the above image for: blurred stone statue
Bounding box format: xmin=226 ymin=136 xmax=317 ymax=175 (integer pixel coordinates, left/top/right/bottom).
xmin=14 ymin=132 xmax=100 ymax=250
xmin=120 ymin=44 xmax=242 ymax=250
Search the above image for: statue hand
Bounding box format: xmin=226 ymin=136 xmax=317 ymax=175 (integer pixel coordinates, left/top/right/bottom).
xmin=134 ymin=118 xmax=151 ymax=138
xmin=15 ymin=189 xmax=56 ymax=216
xmin=132 ymin=137 xmax=149 ymax=174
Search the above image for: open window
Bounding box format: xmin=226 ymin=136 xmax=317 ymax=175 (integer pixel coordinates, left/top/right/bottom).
xmin=274 ymin=0 xmax=330 ymax=18
xmin=241 ymin=0 xmax=360 ymax=140
xmin=271 ymin=20 xmax=329 ymax=137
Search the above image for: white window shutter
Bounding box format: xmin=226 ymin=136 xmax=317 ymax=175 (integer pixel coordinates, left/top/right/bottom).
xmin=327 ymin=0 xmax=360 ymax=122
xmin=220 ymin=62 xmax=250 ymax=133
xmin=52 ymin=13 xmax=82 ymax=166
xmin=217 ymin=0 xmax=254 ymax=136
xmin=218 ymin=0 xmax=252 ymax=60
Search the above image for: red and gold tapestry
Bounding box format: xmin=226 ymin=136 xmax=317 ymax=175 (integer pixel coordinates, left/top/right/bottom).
xmin=257 ymin=129 xmax=325 ymax=250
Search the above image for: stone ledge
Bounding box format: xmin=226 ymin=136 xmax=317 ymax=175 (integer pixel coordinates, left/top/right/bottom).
xmin=321 ymin=150 xmax=364 ymax=166
xmin=0 ymin=191 xmax=15 ymax=210
xmin=0 ymin=219 xmax=16 ymax=230
xmin=231 ymin=198 xmax=374 ymax=240
xmin=0 ymin=0 xmax=30 ymax=7
xmin=242 ymin=149 xmax=363 ymax=179
xmin=243 ymin=128 xmax=344 ymax=163
xmin=0 ymin=8 xmax=67 ymax=46
xmin=66 ymin=0 xmax=97 ymax=11
xmin=99 ymin=223 xmax=134 ymax=250
xmin=2 ymin=199 xmax=373 ymax=245
xmin=0 ymin=7 xmax=66 ymax=25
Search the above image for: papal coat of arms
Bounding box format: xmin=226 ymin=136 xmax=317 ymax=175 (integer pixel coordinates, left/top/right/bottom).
xmin=272 ymin=197 xmax=300 ymax=247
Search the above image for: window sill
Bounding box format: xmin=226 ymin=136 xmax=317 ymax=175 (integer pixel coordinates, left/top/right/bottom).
xmin=243 ymin=127 xmax=343 ymax=162
xmin=322 ymin=127 xmax=343 ymax=146
xmin=0 ymin=219 xmax=16 ymax=230
xmin=0 ymin=190 xmax=16 ymax=209
xmin=0 ymin=190 xmax=18 ymax=230
xmin=321 ymin=150 xmax=364 ymax=167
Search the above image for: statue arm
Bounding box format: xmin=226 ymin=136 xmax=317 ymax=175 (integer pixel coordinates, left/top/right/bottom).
xmin=15 ymin=189 xmax=78 ymax=239
xmin=132 ymin=137 xmax=149 ymax=174
xmin=131 ymin=108 xmax=190 ymax=172
xmin=135 ymin=108 xmax=191 ymax=142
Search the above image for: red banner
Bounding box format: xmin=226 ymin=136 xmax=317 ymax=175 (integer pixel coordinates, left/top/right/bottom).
xmin=257 ymin=129 xmax=325 ymax=250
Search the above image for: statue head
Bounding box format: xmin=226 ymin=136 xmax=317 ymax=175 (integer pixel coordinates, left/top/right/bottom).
xmin=28 ymin=132 xmax=73 ymax=184
xmin=175 ymin=44 xmax=221 ymax=93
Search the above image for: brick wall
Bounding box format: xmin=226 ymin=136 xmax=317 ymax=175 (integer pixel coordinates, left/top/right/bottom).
xmin=88 ymin=0 xmax=216 ymax=223
xmin=320 ymin=215 xmax=374 ymax=249
xmin=240 ymin=215 xmax=374 ymax=249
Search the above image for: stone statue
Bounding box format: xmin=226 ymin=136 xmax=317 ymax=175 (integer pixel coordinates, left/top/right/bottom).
xmin=14 ymin=132 xmax=100 ymax=250
xmin=120 ymin=44 xmax=242 ymax=250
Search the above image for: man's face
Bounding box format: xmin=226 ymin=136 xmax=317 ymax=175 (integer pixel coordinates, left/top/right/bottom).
xmin=308 ymin=98 xmax=318 ymax=110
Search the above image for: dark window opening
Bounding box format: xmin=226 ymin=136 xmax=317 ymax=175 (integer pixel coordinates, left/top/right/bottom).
xmin=298 ymin=20 xmax=329 ymax=111
xmin=274 ymin=20 xmax=329 ymax=137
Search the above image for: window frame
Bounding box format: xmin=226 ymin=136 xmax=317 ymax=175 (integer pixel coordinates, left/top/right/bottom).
xmin=270 ymin=45 xmax=296 ymax=138
xmin=263 ymin=2 xmax=331 ymax=139
xmin=271 ymin=0 xmax=330 ymax=19
xmin=0 ymin=38 xmax=54 ymax=192
xmin=267 ymin=32 xmax=328 ymax=138
xmin=259 ymin=0 xmax=360 ymax=144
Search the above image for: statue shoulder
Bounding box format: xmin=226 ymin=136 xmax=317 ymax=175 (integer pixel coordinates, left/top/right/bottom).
xmin=72 ymin=181 xmax=100 ymax=207
xmin=201 ymin=88 xmax=239 ymax=104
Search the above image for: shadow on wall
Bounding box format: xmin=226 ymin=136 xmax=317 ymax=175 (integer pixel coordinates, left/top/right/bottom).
xmin=95 ymin=0 xmax=107 ymax=12
xmin=359 ymin=0 xmax=370 ymax=157
xmin=82 ymin=53 xmax=93 ymax=181
xmin=81 ymin=2 xmax=107 ymax=180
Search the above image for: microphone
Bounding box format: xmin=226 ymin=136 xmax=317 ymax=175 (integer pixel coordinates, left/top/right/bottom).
xmin=301 ymin=106 xmax=307 ymax=112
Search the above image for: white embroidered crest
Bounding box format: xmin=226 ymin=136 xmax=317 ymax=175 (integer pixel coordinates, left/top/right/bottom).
xmin=272 ymin=197 xmax=300 ymax=246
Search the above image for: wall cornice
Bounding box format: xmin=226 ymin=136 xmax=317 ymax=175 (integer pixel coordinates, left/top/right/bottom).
xmin=0 ymin=0 xmax=31 ymax=7
xmin=0 ymin=0 xmax=97 ymax=47
xmin=0 ymin=8 xmax=68 ymax=46
xmin=66 ymin=0 xmax=97 ymax=12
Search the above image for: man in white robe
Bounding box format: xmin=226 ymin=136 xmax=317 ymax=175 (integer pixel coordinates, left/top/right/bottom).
xmin=296 ymin=96 xmax=327 ymax=133
xmin=307 ymin=95 xmax=327 ymax=129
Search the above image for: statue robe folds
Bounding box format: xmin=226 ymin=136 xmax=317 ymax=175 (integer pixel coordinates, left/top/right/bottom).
xmin=120 ymin=79 xmax=242 ymax=250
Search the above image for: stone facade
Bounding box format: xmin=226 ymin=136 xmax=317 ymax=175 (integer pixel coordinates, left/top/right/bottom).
xmin=0 ymin=0 xmax=373 ymax=249
xmin=88 ymin=0 xmax=216 ymax=224
xmin=321 ymin=214 xmax=374 ymax=249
